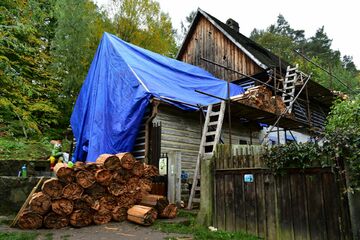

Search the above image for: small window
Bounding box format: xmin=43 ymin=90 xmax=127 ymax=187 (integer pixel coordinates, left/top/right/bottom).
xmin=239 ymin=139 xmax=248 ymax=145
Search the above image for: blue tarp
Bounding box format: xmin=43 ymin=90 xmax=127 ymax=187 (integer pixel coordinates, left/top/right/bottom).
xmin=71 ymin=33 xmax=244 ymax=162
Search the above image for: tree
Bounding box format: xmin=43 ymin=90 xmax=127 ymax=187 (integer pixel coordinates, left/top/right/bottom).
xmin=50 ymin=0 xmax=113 ymax=121
xmin=0 ymin=0 xmax=61 ymax=137
xmin=111 ymin=0 xmax=178 ymax=57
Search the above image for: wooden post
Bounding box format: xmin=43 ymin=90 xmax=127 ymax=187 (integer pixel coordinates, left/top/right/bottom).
xmin=167 ymin=151 xmax=181 ymax=204
xmin=196 ymin=155 xmax=214 ymax=226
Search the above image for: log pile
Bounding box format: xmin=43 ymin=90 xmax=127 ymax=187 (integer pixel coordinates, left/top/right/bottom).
xmin=16 ymin=152 xmax=177 ymax=229
xmin=232 ymin=86 xmax=289 ymax=115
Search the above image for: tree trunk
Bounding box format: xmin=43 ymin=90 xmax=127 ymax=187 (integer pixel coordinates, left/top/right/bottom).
xmin=127 ymin=205 xmax=157 ymax=226
xmin=69 ymin=210 xmax=92 ymax=228
xmin=62 ymin=183 xmax=83 ymax=200
xmin=52 ymin=199 xmax=73 ymax=216
xmin=96 ymin=154 xmax=122 ymax=170
xmin=29 ymin=192 xmax=51 ymax=215
xmin=17 ymin=211 xmax=43 ymax=229
xmin=76 ymin=170 xmax=95 ymax=188
xmin=43 ymin=212 xmax=69 ymax=229
xmin=42 ymin=178 xmax=63 ymax=199
xmin=116 ymin=152 xmax=135 ymax=170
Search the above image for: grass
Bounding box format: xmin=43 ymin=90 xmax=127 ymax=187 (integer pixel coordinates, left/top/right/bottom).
xmin=0 ymin=137 xmax=71 ymax=160
xmin=44 ymin=232 xmax=54 ymax=240
xmin=153 ymin=210 xmax=258 ymax=240
xmin=0 ymin=232 xmax=38 ymax=240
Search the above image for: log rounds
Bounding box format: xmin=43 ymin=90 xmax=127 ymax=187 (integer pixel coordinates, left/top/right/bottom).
xmin=112 ymin=206 xmax=127 ymax=222
xmin=44 ymin=212 xmax=69 ymax=229
xmin=127 ymin=205 xmax=157 ymax=226
xmin=29 ymin=192 xmax=51 ymax=215
xmin=42 ymin=178 xmax=63 ymax=199
xmin=95 ymin=169 xmax=112 ymax=186
xmin=18 ymin=211 xmax=43 ymax=229
xmin=52 ymin=199 xmax=73 ymax=216
xmin=96 ymin=154 xmax=121 ymax=170
xmin=76 ymin=170 xmax=95 ymax=188
xmin=93 ymin=212 xmax=112 ymax=225
xmin=63 ymin=183 xmax=83 ymax=200
xmin=116 ymin=152 xmax=135 ymax=170
xmin=70 ymin=210 xmax=92 ymax=228
xmin=54 ymin=163 xmax=72 ymax=178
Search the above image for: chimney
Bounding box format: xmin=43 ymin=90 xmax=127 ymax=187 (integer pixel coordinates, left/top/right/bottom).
xmin=226 ymin=18 xmax=239 ymax=32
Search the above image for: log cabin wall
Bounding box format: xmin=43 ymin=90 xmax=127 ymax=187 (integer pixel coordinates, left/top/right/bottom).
xmin=152 ymin=104 xmax=260 ymax=179
xmin=178 ymin=16 xmax=263 ymax=82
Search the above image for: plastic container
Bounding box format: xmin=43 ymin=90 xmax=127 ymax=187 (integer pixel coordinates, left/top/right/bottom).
xmin=21 ymin=164 xmax=27 ymax=178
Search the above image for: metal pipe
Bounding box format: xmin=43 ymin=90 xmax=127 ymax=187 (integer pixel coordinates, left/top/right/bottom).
xmin=261 ymin=74 xmax=312 ymax=143
xmin=200 ymin=57 xmax=307 ymax=100
xmin=194 ymin=90 xmax=227 ymax=101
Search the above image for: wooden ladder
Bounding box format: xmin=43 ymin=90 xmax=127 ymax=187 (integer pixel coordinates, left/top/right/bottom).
xmin=187 ymin=101 xmax=226 ymax=209
xmin=282 ymin=64 xmax=299 ymax=113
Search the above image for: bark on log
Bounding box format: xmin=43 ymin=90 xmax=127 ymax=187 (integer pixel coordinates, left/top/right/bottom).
xmin=62 ymin=183 xmax=83 ymax=200
xmin=96 ymin=154 xmax=121 ymax=170
xmin=132 ymin=161 xmax=145 ymax=177
xmin=58 ymin=175 xmax=74 ymax=184
xmin=112 ymin=206 xmax=127 ymax=222
xmin=43 ymin=212 xmax=69 ymax=229
xmin=143 ymin=165 xmax=159 ymax=178
xmin=29 ymin=192 xmax=51 ymax=215
xmin=95 ymin=169 xmax=112 ymax=186
xmin=17 ymin=211 xmax=43 ymax=229
xmin=85 ymin=162 xmax=101 ymax=172
xmin=140 ymin=194 xmax=169 ymax=213
xmin=42 ymin=178 xmax=63 ymax=199
xmin=85 ymin=183 xmax=106 ymax=200
xmin=139 ymin=178 xmax=152 ymax=193
xmin=70 ymin=210 xmax=92 ymax=228
xmin=74 ymin=199 xmax=91 ymax=212
xmin=127 ymin=205 xmax=157 ymax=226
xmin=76 ymin=170 xmax=96 ymax=188
xmin=160 ymin=204 xmax=177 ymax=219
xmin=52 ymin=199 xmax=73 ymax=216
xmin=74 ymin=161 xmax=86 ymax=171
xmin=93 ymin=212 xmax=112 ymax=225
xmin=108 ymin=182 xmax=127 ymax=196
xmin=82 ymin=194 xmax=100 ymax=211
xmin=98 ymin=195 xmax=116 ymax=215
xmin=54 ymin=162 xmax=73 ymax=178
xmin=116 ymin=152 xmax=135 ymax=170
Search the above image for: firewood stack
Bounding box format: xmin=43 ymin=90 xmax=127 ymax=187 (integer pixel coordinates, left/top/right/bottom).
xmin=16 ymin=152 xmax=177 ymax=229
xmin=232 ymin=86 xmax=289 ymax=115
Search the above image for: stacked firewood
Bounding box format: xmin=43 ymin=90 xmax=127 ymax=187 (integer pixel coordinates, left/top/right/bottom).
xmin=16 ymin=153 xmax=176 ymax=229
xmin=232 ymin=86 xmax=289 ymax=115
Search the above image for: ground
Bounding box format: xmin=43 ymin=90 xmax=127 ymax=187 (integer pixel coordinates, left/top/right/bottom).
xmin=0 ymin=221 xmax=191 ymax=240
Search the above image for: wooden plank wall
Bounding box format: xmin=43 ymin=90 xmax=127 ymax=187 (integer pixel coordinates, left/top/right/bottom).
xmin=154 ymin=105 xmax=259 ymax=178
xmin=178 ymin=17 xmax=263 ymax=82
xmin=214 ymin=144 xmax=353 ymax=240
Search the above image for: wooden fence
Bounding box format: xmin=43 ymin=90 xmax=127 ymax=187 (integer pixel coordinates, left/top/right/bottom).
xmin=213 ymin=145 xmax=353 ymax=240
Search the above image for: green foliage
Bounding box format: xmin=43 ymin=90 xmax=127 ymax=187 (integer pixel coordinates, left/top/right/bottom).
xmin=0 ymin=137 xmax=53 ymax=160
xmin=325 ymin=95 xmax=360 ymax=190
xmin=263 ymin=142 xmax=330 ymax=171
xmin=250 ymin=14 xmax=359 ymax=94
xmin=0 ymin=232 xmax=38 ymax=240
xmin=0 ymin=0 xmax=61 ymax=137
xmin=112 ymin=0 xmax=178 ymax=57
xmin=153 ymin=210 xmax=257 ymax=240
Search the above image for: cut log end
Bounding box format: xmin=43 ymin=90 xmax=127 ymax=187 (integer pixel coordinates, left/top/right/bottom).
xmin=62 ymin=183 xmax=84 ymax=200
xmin=96 ymin=154 xmax=121 ymax=170
xmin=52 ymin=199 xmax=73 ymax=216
xmin=42 ymin=178 xmax=63 ymax=199
xmin=70 ymin=210 xmax=92 ymax=228
xmin=29 ymin=192 xmax=51 ymax=215
xmin=17 ymin=211 xmax=43 ymax=229
xmin=44 ymin=212 xmax=69 ymax=229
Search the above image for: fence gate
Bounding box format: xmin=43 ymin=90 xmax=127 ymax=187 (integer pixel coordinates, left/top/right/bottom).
xmin=213 ymin=145 xmax=352 ymax=240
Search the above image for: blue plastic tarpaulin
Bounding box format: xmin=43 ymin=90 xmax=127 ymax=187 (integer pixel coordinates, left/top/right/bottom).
xmin=71 ymin=33 xmax=244 ymax=162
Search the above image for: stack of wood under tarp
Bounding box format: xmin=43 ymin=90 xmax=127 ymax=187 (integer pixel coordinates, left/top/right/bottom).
xmin=15 ymin=152 xmax=177 ymax=229
xmin=232 ymin=86 xmax=289 ymax=115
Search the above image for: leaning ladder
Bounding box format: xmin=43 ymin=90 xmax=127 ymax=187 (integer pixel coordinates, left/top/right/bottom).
xmin=282 ymin=64 xmax=299 ymax=113
xmin=187 ymin=101 xmax=226 ymax=209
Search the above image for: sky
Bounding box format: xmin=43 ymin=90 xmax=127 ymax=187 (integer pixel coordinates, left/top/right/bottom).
xmin=95 ymin=0 xmax=360 ymax=68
